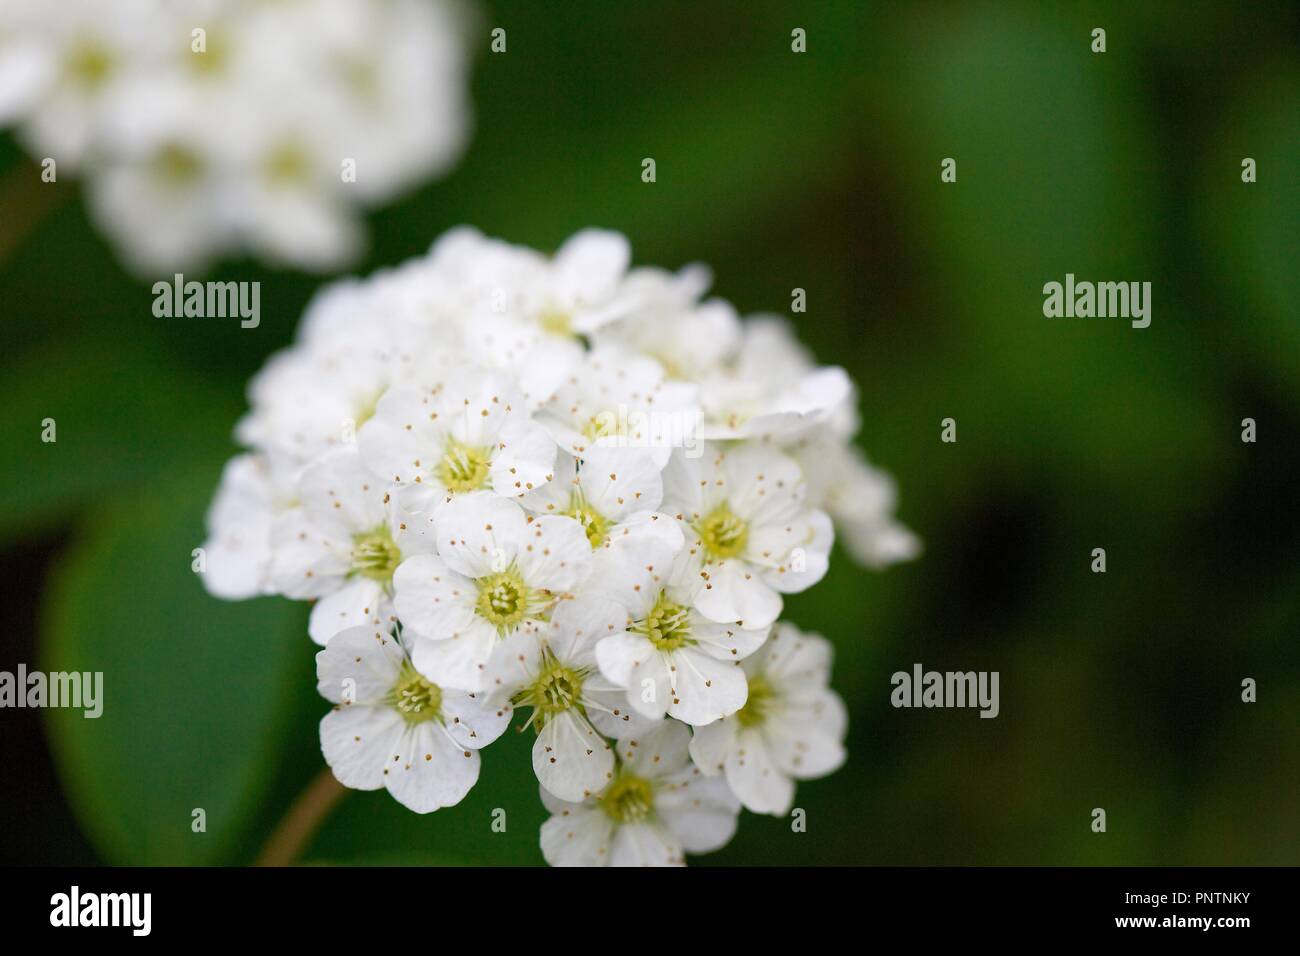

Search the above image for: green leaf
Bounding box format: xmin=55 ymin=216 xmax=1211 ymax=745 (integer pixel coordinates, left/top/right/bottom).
xmin=1195 ymin=65 xmax=1300 ymax=397
xmin=0 ymin=335 xmax=241 ymax=542
xmin=40 ymin=470 xmax=308 ymax=865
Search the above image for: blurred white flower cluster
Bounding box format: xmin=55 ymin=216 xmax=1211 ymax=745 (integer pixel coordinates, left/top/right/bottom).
xmin=0 ymin=0 xmax=471 ymax=273
xmin=202 ymin=227 xmax=920 ymax=866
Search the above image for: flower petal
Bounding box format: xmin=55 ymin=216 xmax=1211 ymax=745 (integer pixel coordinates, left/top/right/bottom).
xmin=540 ymin=805 xmax=615 ymax=866
xmin=533 ymin=711 xmax=615 ymax=802
xmin=319 ymin=704 xmax=404 ymax=791
xmin=308 ymin=577 xmax=389 ymax=646
xmin=724 ymin=727 xmax=796 ymax=815
xmin=656 ymin=771 xmax=741 ymax=853
xmin=382 ymin=722 xmax=481 ymax=813
xmin=314 ymin=625 xmax=405 ymax=703
xmin=391 ymin=553 xmax=478 ymax=640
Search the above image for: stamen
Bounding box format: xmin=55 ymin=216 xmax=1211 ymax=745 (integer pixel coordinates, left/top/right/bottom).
xmin=599 ymin=773 xmax=654 ymax=823
xmin=735 ymin=675 xmax=775 ymax=727
xmin=565 ymin=492 xmax=609 ymax=548
xmin=695 ymin=502 xmax=749 ymax=560
xmin=351 ymin=527 xmax=401 ymax=581
xmin=474 ymin=567 xmax=532 ymax=633
xmin=391 ymin=662 xmax=443 ymax=725
xmin=630 ymin=591 xmax=694 ymax=651
xmin=436 ymin=437 xmax=492 ymax=493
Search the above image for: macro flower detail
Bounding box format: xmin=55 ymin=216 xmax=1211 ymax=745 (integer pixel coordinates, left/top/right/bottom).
xmin=267 ymin=448 xmax=434 ymax=645
xmin=483 ymin=596 xmax=657 ymax=802
xmin=520 ymin=446 xmax=685 ymax=609
xmin=595 ymin=586 xmax=769 ymax=726
xmin=662 ymin=442 xmax=834 ymax=629
xmin=358 ymin=368 xmax=558 ymax=513
xmin=539 ymin=721 xmax=740 ymax=866
xmin=497 ymin=228 xmax=638 ymax=338
xmin=688 ymin=623 xmax=847 ymax=815
xmin=696 ymin=317 xmax=854 ymax=441
xmin=198 ymin=227 xmax=917 ymax=864
xmin=392 ymin=492 xmax=592 ymax=692
xmin=316 ymin=626 xmax=511 ymax=813
xmin=534 ymin=345 xmax=700 ymax=465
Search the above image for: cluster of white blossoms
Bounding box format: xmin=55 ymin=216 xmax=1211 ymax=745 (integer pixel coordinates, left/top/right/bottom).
xmin=0 ymin=0 xmax=471 ymax=274
xmin=202 ymin=227 xmax=920 ymax=865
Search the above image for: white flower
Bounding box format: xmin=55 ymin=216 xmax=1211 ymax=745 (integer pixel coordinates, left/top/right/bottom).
xmin=260 ymin=0 xmax=471 ymax=203
xmin=0 ymin=0 xmax=168 ymax=169
xmin=482 ymin=596 xmax=657 ymax=802
xmin=454 ymin=315 xmax=585 ymax=412
xmin=197 ymin=225 xmax=912 ymax=863
xmin=316 ymin=625 xmax=510 ymax=813
xmin=789 ymin=431 xmax=921 ymax=569
xmin=661 ymin=442 xmax=833 ymax=629
xmin=392 ymin=493 xmax=592 ymax=691
xmin=539 ymin=720 xmax=739 ymax=866
xmin=698 ymin=317 xmax=853 ymax=441
xmin=419 ymin=226 xmax=539 ymax=315
xmin=591 ymin=264 xmax=738 ymax=381
xmin=200 ymin=452 xmax=302 ymax=600
xmin=363 ymin=238 xmax=587 ymax=408
xmin=87 ymin=146 xmax=230 ymax=275
xmin=0 ymin=0 xmax=475 ymax=274
xmin=203 ymin=94 xmax=366 ymax=270
xmin=410 ymin=227 xmax=641 ymax=342
xmin=534 ymin=344 xmax=700 ymax=466
xmin=520 ymin=447 xmax=685 ymax=608
xmin=594 ymin=571 xmax=768 ymax=726
xmin=268 ymin=448 xmax=435 ymax=645
xmin=358 ymin=368 xmax=558 ymax=516
xmin=234 ymin=273 xmax=470 ymax=472
xmin=688 ymin=623 xmax=847 ymax=815
xmin=486 ymin=229 xmax=637 ymax=338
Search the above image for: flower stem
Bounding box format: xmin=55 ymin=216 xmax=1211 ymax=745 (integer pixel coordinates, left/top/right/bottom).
xmin=255 ymin=767 xmax=348 ymax=867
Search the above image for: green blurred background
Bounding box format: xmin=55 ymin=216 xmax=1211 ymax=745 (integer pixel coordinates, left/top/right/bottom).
xmin=2 ymin=1 xmax=1296 ymax=866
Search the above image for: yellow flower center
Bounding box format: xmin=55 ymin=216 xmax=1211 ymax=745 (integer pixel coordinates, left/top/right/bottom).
xmin=696 ymin=503 xmax=749 ymax=559
xmin=734 ymin=674 xmax=775 ymax=728
xmin=582 ymin=406 xmax=637 ymax=445
xmin=475 ymin=569 xmax=532 ymax=632
xmin=393 ymin=663 xmax=443 ymax=724
xmin=189 ymin=36 xmax=228 ymax=76
xmin=351 ymin=528 xmax=401 ymax=582
xmin=565 ymin=495 xmax=608 ymax=548
xmin=538 ymin=309 xmax=574 ymax=338
xmin=523 ymin=653 xmax=585 ymax=722
xmin=264 ymin=142 xmax=311 ymax=185
xmin=153 ymin=144 xmax=204 ymax=185
xmin=67 ymin=42 xmax=114 ymax=88
xmin=335 ymin=54 xmax=378 ymax=99
xmin=600 ymin=773 xmax=654 ymax=823
xmin=436 ymin=438 xmax=492 ymax=494
xmin=631 ymin=592 xmax=693 ymax=651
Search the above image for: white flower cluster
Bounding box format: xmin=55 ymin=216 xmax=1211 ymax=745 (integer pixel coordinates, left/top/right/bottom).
xmin=0 ymin=0 xmax=471 ymax=273
xmin=202 ymin=227 xmax=919 ymax=866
